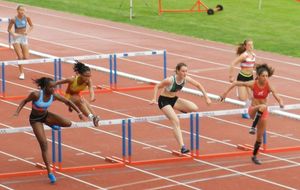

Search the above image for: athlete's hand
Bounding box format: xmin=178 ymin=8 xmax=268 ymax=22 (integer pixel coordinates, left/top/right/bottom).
xmin=78 ymin=113 xmax=84 ymax=120
xmin=219 ymin=94 xmax=226 ymax=102
xmin=149 ymin=99 xmax=157 ymax=105
xmin=205 ymin=97 xmax=212 ymax=105
xmin=279 ymin=103 xmax=284 ymax=109
xmin=229 ymin=76 xmax=235 ymax=83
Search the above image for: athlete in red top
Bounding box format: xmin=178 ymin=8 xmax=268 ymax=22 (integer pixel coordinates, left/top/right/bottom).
xmin=220 ymin=63 xmax=284 ymax=165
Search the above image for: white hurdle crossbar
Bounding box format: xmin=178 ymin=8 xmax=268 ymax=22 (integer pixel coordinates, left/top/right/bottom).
xmin=1 ymin=104 xmax=299 ymax=134
xmin=0 ymin=18 xmax=11 ymax=46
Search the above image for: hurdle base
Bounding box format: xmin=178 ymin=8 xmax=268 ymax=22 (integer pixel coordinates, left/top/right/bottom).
xmin=0 ymin=94 xmax=27 ymax=100
xmin=111 ymin=150 xmax=193 ymax=166
xmin=0 ymin=169 xmax=47 ymax=178
xmin=35 ymin=162 xmax=60 ymax=170
xmin=262 ymin=146 xmax=300 ymax=154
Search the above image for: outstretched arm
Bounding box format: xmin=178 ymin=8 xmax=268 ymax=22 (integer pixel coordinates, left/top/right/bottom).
xmin=55 ymin=78 xmax=73 ymax=86
xmin=54 ymin=93 xmax=84 ymax=120
xmin=88 ymin=79 xmax=95 ymax=102
xmin=186 ymin=76 xmax=211 ymax=105
xmin=14 ymin=92 xmax=37 ymax=116
xmin=220 ymin=81 xmax=253 ymax=101
xmin=269 ymin=85 xmax=284 ymax=108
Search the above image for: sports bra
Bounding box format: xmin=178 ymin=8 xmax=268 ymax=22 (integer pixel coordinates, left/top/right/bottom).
xmin=253 ymin=80 xmax=270 ymax=99
xmin=32 ymin=90 xmax=54 ymax=111
xmin=165 ymin=75 xmax=185 ymax=92
xmin=14 ymin=16 xmax=27 ymax=29
xmin=67 ymin=76 xmax=88 ymax=94
xmin=240 ymin=51 xmax=256 ymax=69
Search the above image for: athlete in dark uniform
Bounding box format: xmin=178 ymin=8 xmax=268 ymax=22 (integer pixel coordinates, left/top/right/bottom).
xmin=150 ymin=63 xmax=211 ymax=154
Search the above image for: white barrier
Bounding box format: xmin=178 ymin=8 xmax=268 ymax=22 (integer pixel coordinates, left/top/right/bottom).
xmin=115 ymin=50 xmax=165 ymax=58
xmin=0 ymin=41 xmax=299 ymax=121
xmin=1 ymin=104 xmax=299 ymax=134
xmin=1 ymin=50 xmax=164 ymax=66
xmin=0 ymin=18 xmax=9 ymax=23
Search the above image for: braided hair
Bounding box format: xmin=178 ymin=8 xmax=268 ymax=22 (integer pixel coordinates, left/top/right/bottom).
xmin=33 ymin=77 xmax=54 ymax=89
xmin=73 ymin=60 xmax=90 ymax=75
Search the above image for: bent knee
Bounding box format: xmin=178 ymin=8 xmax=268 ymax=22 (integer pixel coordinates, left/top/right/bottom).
xmin=258 ymin=105 xmax=267 ymax=112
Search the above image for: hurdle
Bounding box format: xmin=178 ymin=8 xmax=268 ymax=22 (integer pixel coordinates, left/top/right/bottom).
xmin=111 ymin=49 xmax=166 ymax=89
xmin=159 ymin=0 xmax=209 ymax=15
xmin=102 ymin=104 xmax=300 ymax=165
xmin=0 ymin=49 xmax=166 ymax=99
xmin=0 ymin=18 xmax=11 ymax=47
xmin=0 ymin=57 xmax=59 ymax=99
xmin=1 ymin=104 xmax=300 ymax=177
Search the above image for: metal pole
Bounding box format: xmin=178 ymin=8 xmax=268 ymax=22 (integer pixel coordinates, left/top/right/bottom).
xmin=258 ymin=0 xmax=262 ymax=10
xmin=130 ymin=0 xmax=133 ymax=20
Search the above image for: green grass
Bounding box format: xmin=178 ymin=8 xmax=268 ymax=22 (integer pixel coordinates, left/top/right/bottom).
xmin=6 ymin=0 xmax=300 ymax=57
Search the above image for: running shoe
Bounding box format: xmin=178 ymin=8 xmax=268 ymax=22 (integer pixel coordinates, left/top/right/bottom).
xmin=93 ymin=116 xmax=100 ymax=127
xmin=19 ymin=73 xmax=25 ymax=80
xmin=180 ymin=147 xmax=190 ymax=154
xmin=242 ymin=113 xmax=250 ymax=119
xmin=249 ymin=127 xmax=256 ymax=135
xmin=48 ymin=173 xmax=56 ymax=183
xmin=251 ymin=156 xmax=261 ymax=165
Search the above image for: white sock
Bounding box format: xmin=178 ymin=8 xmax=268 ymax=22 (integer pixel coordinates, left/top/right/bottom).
xmin=245 ymin=99 xmax=251 ymax=108
xmin=88 ymin=114 xmax=94 ymax=121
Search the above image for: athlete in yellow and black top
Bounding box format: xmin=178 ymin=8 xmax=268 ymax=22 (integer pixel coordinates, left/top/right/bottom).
xmin=55 ymin=61 xmax=100 ymax=126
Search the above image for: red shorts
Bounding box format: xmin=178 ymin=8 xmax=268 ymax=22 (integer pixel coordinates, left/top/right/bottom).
xmin=248 ymin=106 xmax=269 ymax=120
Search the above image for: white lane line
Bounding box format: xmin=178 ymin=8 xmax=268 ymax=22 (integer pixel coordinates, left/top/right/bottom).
xmin=0 ymin=150 xmax=106 ymax=190
xmin=0 ymin=184 xmax=15 ymax=190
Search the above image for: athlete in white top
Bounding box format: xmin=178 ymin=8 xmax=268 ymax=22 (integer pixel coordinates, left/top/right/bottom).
xmin=229 ymin=39 xmax=256 ymax=119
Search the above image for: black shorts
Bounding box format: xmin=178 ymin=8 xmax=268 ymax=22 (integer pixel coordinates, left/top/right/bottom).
xmin=237 ymin=72 xmax=253 ymax=82
xmin=29 ymin=111 xmax=48 ymax=124
xmin=158 ymin=96 xmax=178 ymax=109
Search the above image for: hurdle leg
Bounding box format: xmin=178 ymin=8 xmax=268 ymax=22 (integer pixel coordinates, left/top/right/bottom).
xmin=122 ymin=120 xmax=126 ymax=162
xmin=195 ymin=113 xmax=200 ymax=157
xmin=128 ymin=119 xmax=132 ymax=163
xmin=190 ymin=114 xmax=194 ymax=156
xmin=58 ymin=127 xmax=62 ymax=170
xmin=51 ymin=129 xmax=56 ymax=172
xmin=263 ymin=129 xmax=267 ymax=151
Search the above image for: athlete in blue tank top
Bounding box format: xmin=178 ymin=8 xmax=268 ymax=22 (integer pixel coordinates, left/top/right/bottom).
xmin=7 ymin=5 xmax=33 ymax=80
xmin=14 ymin=77 xmax=86 ymax=184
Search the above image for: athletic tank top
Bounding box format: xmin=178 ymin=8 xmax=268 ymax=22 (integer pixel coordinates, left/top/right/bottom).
xmin=253 ymin=80 xmax=270 ymax=99
xmin=165 ymin=75 xmax=185 ymax=92
xmin=240 ymin=51 xmax=256 ymax=69
xmin=14 ymin=16 xmax=27 ymax=29
xmin=68 ymin=76 xmax=88 ymax=93
xmin=32 ymin=90 xmax=54 ymax=111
